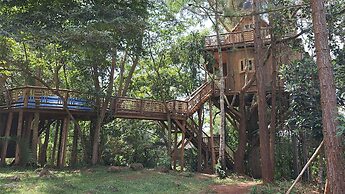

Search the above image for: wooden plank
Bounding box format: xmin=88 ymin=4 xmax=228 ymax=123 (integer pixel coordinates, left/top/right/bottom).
xmin=1 ymin=112 xmax=13 ymax=165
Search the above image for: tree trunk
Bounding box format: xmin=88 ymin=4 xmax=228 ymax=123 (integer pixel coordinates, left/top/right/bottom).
xmin=1 ymin=112 xmax=13 ymax=165
xmin=40 ymin=121 xmax=50 ymax=166
xmin=51 ymin=120 xmax=60 ymax=165
xmin=214 ymin=0 xmax=226 ymax=170
xmin=253 ymin=0 xmax=273 ymax=183
xmin=235 ymin=92 xmax=247 ymax=174
xmin=310 ymin=0 xmax=345 ymax=191
xmin=32 ymin=112 xmax=40 ymax=164
xmin=92 ymin=50 xmax=117 ymax=165
xmin=71 ymin=121 xmax=79 ymax=166
xmin=269 ymin=13 xmax=277 ymax=174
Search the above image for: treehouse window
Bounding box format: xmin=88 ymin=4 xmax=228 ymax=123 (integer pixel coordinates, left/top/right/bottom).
xmin=244 ymin=24 xmax=254 ymax=30
xmin=239 ymin=58 xmax=254 ymax=73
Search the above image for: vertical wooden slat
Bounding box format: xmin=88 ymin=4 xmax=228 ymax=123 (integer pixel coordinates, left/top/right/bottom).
xmin=14 ymin=110 xmax=24 ymax=165
xmin=1 ymin=112 xmax=13 ymax=166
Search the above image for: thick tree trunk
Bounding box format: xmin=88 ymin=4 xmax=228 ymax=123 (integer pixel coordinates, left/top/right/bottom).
xmin=14 ymin=110 xmax=24 ymax=165
xmin=234 ymin=92 xmax=247 ymax=174
xmin=310 ymin=0 xmax=345 ymax=192
xmin=253 ymin=0 xmax=273 ymax=183
xmin=269 ymin=14 xmax=277 ymax=174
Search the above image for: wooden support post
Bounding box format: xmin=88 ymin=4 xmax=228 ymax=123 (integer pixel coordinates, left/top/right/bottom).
xmin=1 ymin=112 xmax=13 ymax=166
xmin=167 ymin=114 xmax=172 ymax=169
xmin=51 ymin=120 xmax=60 ymax=165
xmin=40 ymin=120 xmax=50 ymax=166
xmin=32 ymin=112 xmax=40 ymax=164
xmin=180 ymin=120 xmax=186 ymax=171
xmin=197 ymin=109 xmax=202 ymax=172
xmin=58 ymin=116 xmax=70 ymax=167
xmin=173 ymin=126 xmax=178 ymax=170
xmin=15 ymin=110 xmax=24 ymax=165
xmin=209 ymin=99 xmax=216 ymax=172
xmin=71 ymin=121 xmax=79 ymax=166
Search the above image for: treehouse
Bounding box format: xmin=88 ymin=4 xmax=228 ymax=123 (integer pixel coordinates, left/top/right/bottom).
xmin=205 ymin=16 xmax=302 ymax=93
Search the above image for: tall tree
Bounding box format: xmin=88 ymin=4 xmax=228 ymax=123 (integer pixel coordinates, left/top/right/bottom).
xmin=310 ymin=0 xmax=345 ymax=192
xmin=253 ymin=0 xmax=274 ymax=183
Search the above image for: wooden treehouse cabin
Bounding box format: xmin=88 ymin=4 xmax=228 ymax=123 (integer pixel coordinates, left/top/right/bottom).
xmin=205 ymin=16 xmax=302 ymax=177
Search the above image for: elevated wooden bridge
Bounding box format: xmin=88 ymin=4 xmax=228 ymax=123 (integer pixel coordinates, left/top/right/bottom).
xmin=0 ymin=81 xmax=234 ymax=172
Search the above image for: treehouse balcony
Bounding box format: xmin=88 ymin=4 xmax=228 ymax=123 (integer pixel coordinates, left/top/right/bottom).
xmin=204 ymin=27 xmax=271 ymax=50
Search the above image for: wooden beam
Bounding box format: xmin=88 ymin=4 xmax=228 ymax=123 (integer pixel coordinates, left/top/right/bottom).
xmin=1 ymin=112 xmax=13 ymax=166
xmin=15 ymin=110 xmax=24 ymax=165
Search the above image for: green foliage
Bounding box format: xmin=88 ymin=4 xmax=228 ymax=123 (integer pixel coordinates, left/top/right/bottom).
xmin=215 ymin=161 xmax=227 ymax=179
xmin=281 ymin=57 xmax=322 ymax=139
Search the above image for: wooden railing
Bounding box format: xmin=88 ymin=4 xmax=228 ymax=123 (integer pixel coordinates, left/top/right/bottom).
xmin=187 ymin=81 xmax=213 ymax=114
xmin=4 ymin=86 xmax=93 ymax=111
xmin=2 ymin=81 xmax=214 ymax=119
xmin=205 ymin=28 xmax=271 ymax=47
xmin=114 ymin=97 xmax=167 ymax=114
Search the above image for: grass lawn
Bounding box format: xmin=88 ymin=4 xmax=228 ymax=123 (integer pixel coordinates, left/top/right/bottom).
xmin=0 ymin=166 xmax=317 ymax=194
xmin=0 ymin=166 xmax=219 ymax=194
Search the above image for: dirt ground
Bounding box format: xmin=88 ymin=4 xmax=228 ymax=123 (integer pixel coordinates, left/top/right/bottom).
xmin=209 ymin=182 xmax=260 ymax=194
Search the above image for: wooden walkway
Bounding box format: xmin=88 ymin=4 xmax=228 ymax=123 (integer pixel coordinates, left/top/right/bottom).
xmin=0 ymin=81 xmax=234 ymax=171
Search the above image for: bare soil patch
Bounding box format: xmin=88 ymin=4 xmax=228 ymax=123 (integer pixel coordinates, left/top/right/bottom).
xmin=209 ymin=182 xmax=259 ymax=194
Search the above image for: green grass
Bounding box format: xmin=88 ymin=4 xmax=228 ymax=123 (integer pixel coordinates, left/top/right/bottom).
xmin=0 ymin=166 xmax=217 ymax=194
xmin=0 ymin=167 xmax=318 ymax=194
